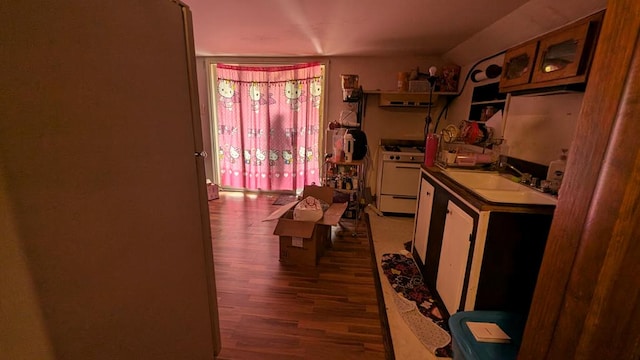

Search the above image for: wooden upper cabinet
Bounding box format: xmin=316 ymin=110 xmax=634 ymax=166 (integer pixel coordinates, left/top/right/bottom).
xmin=499 ymin=10 xmax=604 ymax=93
xmin=500 ymin=41 xmax=539 ymax=89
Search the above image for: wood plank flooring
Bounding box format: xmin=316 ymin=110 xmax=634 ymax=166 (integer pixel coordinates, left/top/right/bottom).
xmin=209 ymin=192 xmax=389 ymax=360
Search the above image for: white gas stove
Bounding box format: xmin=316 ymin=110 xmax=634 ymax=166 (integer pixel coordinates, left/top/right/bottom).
xmin=380 ymin=145 xmax=425 ymax=162
xmin=376 ymin=142 xmax=425 ymax=215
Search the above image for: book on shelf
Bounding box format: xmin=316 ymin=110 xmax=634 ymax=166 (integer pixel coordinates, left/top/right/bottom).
xmin=466 ymin=321 xmax=511 ymax=343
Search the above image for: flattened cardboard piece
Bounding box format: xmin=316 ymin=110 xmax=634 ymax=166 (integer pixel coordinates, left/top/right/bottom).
xmin=266 ymin=201 xmax=348 ymax=225
xmin=263 ymin=200 xmax=299 ymax=221
xmin=273 ymin=218 xmax=316 ymax=238
xmin=317 ymin=202 xmax=348 ymax=226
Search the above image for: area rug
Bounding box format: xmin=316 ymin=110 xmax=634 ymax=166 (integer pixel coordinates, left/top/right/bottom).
xmin=381 ymin=252 xmax=453 ymax=357
xmin=272 ymin=194 xmax=298 ymax=205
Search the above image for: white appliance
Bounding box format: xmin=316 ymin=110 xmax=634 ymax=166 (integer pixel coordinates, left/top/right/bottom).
xmin=344 ymin=133 xmax=355 ymax=162
xmin=376 ymin=143 xmax=425 ymax=214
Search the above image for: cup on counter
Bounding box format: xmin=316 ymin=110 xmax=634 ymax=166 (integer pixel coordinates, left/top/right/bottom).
xmin=445 ymin=151 xmax=457 ymax=164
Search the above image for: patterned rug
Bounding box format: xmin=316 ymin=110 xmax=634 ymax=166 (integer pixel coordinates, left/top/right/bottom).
xmin=381 ymin=252 xmax=453 ymax=357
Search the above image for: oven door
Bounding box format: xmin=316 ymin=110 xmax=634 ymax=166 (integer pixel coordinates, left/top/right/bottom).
xmin=378 ymin=161 xmax=421 ymax=214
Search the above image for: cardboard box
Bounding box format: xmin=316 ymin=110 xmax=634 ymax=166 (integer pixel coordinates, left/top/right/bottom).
xmin=207 ymin=184 xmax=220 ymax=200
xmin=264 ymin=185 xmax=348 ymax=266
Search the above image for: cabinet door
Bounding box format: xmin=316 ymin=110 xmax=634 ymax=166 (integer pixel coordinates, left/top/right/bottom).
xmin=413 ymin=178 xmax=435 ymax=264
xmin=437 ymin=201 xmax=474 ymax=315
xmin=499 ymin=41 xmax=539 ymax=90
xmin=531 ymin=20 xmax=593 ymax=83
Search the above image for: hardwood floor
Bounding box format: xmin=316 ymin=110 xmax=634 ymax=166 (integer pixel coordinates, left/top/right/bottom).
xmin=209 ymin=192 xmax=388 ymax=360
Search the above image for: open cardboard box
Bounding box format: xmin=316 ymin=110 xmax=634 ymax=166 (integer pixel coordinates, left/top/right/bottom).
xmin=263 ymin=185 xmax=348 ymax=266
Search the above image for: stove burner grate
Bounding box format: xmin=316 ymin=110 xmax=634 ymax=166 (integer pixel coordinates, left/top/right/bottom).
xmin=382 ymin=145 xmax=424 ymax=154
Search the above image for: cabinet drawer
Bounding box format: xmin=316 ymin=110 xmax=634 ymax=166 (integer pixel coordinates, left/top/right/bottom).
xmin=380 ymin=162 xmax=421 ymax=196
xmin=379 ymin=194 xmax=417 ymax=214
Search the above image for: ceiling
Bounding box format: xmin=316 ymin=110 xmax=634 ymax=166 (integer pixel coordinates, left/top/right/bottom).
xmin=183 ymin=0 xmax=607 ymax=64
xmin=183 ymin=0 xmax=532 ymax=57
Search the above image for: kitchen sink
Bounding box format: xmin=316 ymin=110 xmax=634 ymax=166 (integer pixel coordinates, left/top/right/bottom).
xmin=442 ymin=169 xmax=557 ymax=206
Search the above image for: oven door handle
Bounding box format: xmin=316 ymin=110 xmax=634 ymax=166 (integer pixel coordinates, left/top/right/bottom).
xmin=391 ymin=195 xmax=418 ymax=200
xmin=394 ymin=164 xmax=421 ymax=170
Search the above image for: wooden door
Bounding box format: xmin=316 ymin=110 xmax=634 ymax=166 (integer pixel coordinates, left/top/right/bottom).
xmin=519 ymin=1 xmax=640 ymax=358
xmin=0 ymin=2 xmax=220 ymax=359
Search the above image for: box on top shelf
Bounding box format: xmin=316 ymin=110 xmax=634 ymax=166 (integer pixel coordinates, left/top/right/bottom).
xmin=264 ymin=185 xmax=348 ymax=266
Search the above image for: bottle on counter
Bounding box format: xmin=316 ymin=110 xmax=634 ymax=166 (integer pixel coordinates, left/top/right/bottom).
xmin=492 ymin=139 xmax=509 ymax=166
xmin=547 ymin=149 xmax=568 ymax=193
xmin=424 ymin=133 xmax=439 ymax=167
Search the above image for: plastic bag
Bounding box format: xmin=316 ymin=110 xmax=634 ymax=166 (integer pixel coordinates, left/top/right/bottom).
xmin=293 ymin=196 xmax=325 ymax=222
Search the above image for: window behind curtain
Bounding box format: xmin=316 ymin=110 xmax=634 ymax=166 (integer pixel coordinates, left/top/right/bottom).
xmin=211 ymin=62 xmax=324 ymax=192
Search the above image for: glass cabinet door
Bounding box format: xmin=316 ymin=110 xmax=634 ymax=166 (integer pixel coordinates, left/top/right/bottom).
xmin=531 ymin=20 xmax=594 ymax=83
xmin=499 ymin=41 xmax=538 ymax=90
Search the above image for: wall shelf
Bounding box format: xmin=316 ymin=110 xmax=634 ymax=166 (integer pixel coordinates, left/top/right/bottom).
xmin=468 ymin=82 xmax=507 ymax=121
xmin=364 ymin=89 xmax=459 ymax=96
xmin=364 ymin=90 xmax=457 ymax=108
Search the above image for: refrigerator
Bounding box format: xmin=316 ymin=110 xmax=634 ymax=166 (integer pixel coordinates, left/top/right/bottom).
xmin=0 ymin=1 xmax=220 ymax=359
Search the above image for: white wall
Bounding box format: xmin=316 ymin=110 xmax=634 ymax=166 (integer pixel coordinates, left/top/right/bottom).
xmin=503 ymin=93 xmax=583 ymax=165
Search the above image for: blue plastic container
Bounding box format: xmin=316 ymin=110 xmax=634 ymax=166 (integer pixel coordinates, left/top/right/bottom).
xmin=448 ymin=311 xmax=526 ymax=360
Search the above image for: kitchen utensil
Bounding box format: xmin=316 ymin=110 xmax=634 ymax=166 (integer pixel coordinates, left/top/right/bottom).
xmin=443 ymin=124 xmax=459 ymax=143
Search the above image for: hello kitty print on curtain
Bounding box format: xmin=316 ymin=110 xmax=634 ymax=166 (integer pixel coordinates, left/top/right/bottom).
xmin=215 ymin=62 xmax=323 ymax=192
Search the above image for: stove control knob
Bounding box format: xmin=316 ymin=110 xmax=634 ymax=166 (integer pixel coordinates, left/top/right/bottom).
xmin=395 ymin=156 xmax=400 ymax=160
xmin=410 ymin=156 xmax=415 ymax=161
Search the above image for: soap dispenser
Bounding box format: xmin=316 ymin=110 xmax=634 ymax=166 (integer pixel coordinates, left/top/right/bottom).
xmin=547 ymin=148 xmax=568 ymax=185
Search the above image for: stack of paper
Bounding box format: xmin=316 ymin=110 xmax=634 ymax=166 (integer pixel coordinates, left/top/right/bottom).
xmin=466 ymin=322 xmax=511 ymax=343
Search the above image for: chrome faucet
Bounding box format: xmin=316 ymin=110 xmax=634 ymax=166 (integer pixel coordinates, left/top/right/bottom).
xmin=500 ymin=160 xmax=524 ymax=177
xmin=498 ymin=159 xmax=531 ymax=183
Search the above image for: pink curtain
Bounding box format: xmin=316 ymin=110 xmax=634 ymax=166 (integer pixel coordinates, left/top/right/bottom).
xmin=215 ymin=62 xmax=323 ymax=192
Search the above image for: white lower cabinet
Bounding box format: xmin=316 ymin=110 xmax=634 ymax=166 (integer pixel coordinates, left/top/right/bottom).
xmin=436 ymin=201 xmax=473 ymax=314
xmin=412 ymin=178 xmax=435 ymax=263
xmin=412 ymin=169 xmax=554 ymax=318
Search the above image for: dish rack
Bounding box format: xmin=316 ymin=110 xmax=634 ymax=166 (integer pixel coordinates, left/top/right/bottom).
xmin=436 ymin=125 xmax=505 ymax=169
